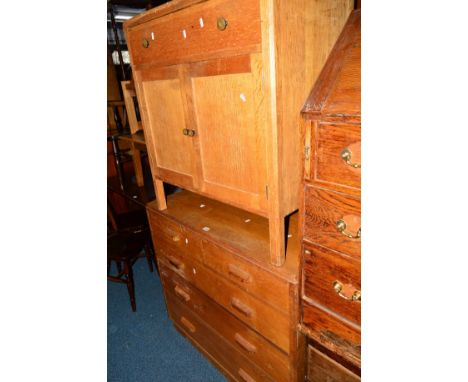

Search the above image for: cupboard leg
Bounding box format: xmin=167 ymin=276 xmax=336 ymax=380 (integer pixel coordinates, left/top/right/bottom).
xmin=154 ymin=179 xmax=167 ymax=210
xmin=269 ymin=215 xmax=285 ymax=266
xmin=132 ymin=142 xmax=144 ymax=187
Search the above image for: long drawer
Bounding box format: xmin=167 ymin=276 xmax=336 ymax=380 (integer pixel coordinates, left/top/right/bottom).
xmin=303 ymin=243 xmax=360 ymax=326
xmin=308 ymin=345 xmax=360 ymax=382
xmin=303 ymin=186 xmax=361 ymax=258
xmin=126 ymin=0 xmax=261 ymax=67
xmin=160 ymin=263 xmax=290 ymax=381
xmin=202 ymin=239 xmax=290 ymax=313
xmin=165 ymin=287 xmax=274 ymax=382
xmin=194 ymin=264 xmax=290 ymax=353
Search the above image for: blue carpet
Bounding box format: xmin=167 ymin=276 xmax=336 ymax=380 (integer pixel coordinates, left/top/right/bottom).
xmin=107 ymin=259 xmax=227 ymax=382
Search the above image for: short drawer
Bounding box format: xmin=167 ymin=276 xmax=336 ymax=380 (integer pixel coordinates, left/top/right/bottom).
xmin=160 ymin=264 xmax=290 ymax=381
xmin=195 ymin=265 xmax=290 ymax=353
xmin=313 ymin=123 xmax=361 ymax=191
xmin=126 ymin=0 xmax=261 ymax=67
xmin=202 ymin=240 xmax=290 ymax=313
xmin=303 ymin=186 xmax=360 ymax=258
xmin=147 ymin=211 xmax=202 ymax=258
xmin=302 ymin=300 xmax=360 ymax=367
xmin=308 ymin=345 xmax=360 ymax=382
xmin=165 ymin=291 xmax=274 ymax=382
xmin=303 ymin=244 xmax=360 ymax=326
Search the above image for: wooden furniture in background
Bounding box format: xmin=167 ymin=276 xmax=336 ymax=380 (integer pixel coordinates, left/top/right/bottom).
xmin=299 ymin=10 xmax=361 ymax=380
xmin=147 ymin=190 xmax=305 ymax=381
xmin=124 ymin=0 xmax=353 ymax=265
xmin=118 ymin=131 xmax=147 ymax=187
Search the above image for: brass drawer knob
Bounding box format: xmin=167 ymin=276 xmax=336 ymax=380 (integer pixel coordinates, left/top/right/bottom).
xmin=142 ymin=38 xmax=150 ymax=48
xmin=341 ymin=147 xmax=361 ymax=168
xmin=336 ymin=219 xmax=361 ymax=239
xmin=217 ymin=16 xmax=228 ymax=31
xmin=333 ymin=280 xmax=361 ymax=302
xmin=182 ymin=128 xmax=196 ymax=137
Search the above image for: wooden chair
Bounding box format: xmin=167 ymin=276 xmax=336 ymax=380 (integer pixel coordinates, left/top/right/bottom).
xmin=107 ymin=203 xmax=155 ymax=311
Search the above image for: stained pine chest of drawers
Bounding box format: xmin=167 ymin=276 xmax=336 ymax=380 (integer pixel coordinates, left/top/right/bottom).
xmin=147 ymin=190 xmax=304 ymax=381
xmin=300 ymin=10 xmax=361 ymax=381
xmin=124 ymin=0 xmax=354 ymax=264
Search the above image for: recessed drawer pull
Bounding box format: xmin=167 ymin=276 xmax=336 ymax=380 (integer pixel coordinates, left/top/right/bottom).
xmin=333 ymin=280 xmax=361 ymax=302
xmin=336 ymin=219 xmax=361 ymax=239
xmin=234 ymin=333 xmax=257 ymax=353
xmin=174 ymin=285 xmax=191 ymax=302
xmin=172 ymin=234 xmax=181 ymax=242
xmin=231 ymin=298 xmax=253 ymax=317
xmin=228 ymin=264 xmax=251 ymax=283
xmin=238 ymin=368 xmax=256 ymax=382
xmin=180 ymin=316 xmax=196 ymax=333
xmin=168 ymin=256 xmax=184 ymax=270
xmin=341 ymin=147 xmax=361 ymax=168
xmin=142 ymin=38 xmax=149 ymax=48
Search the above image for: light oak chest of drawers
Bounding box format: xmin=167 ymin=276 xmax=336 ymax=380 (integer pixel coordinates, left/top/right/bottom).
xmin=147 ymin=191 xmax=304 ymax=381
xmin=125 ymin=0 xmax=353 ymax=265
xmin=300 ymin=10 xmax=361 ymax=381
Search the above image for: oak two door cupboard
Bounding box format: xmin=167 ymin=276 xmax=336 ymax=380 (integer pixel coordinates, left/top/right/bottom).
xmin=124 ymin=0 xmax=354 ymax=265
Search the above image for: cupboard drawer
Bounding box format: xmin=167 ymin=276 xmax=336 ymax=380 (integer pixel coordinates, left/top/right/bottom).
xmin=308 ymin=345 xmax=360 ymax=382
xmin=302 ymin=300 xmax=360 ymax=367
xmin=160 ymin=264 xmax=290 ymax=381
xmin=303 ymin=244 xmax=360 ymax=326
xmin=157 ymin=246 xmax=200 ymax=284
xmin=166 ymin=291 xmax=274 ymax=382
xmin=126 ymin=0 xmax=261 ymax=67
xmin=303 ymin=186 xmax=360 ymax=258
xmin=195 ymin=265 xmax=290 ymax=353
xmin=202 ymin=240 xmax=290 ymax=313
xmin=148 ymin=211 xmax=202 ymax=258
xmin=313 ymin=123 xmax=361 ymax=191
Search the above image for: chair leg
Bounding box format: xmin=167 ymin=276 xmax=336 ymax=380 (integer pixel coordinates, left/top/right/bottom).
xmin=125 ymin=260 xmax=136 ymax=312
xmin=116 ymin=261 xmax=122 ymax=274
xmin=144 ymin=243 xmax=154 ymax=273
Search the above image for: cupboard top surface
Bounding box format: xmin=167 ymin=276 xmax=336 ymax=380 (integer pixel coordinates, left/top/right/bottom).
xmin=301 ymin=10 xmax=361 ymax=122
xmin=147 ymin=190 xmax=299 ymax=282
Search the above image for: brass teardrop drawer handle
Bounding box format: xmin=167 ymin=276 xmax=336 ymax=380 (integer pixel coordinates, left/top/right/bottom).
xmin=142 ymin=38 xmax=150 ymax=48
xmin=336 ymin=219 xmax=361 ymax=239
xmin=333 ymin=280 xmax=361 ymax=302
xmin=340 ymin=148 xmax=361 ymax=168
xmin=217 ymin=16 xmax=228 ymax=31
xmin=182 ymin=128 xmax=196 ymax=137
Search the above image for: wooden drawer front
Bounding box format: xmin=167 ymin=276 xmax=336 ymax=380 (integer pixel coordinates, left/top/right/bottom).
xmin=314 ymin=123 xmax=361 ymax=191
xmin=303 ymin=186 xmax=360 ymax=258
xmin=202 ymin=240 xmax=290 ymax=313
xmin=148 ymin=212 xmax=202 ymax=258
xmin=157 ymin=247 xmax=200 ymax=284
xmin=302 ymin=301 xmax=360 ymax=367
xmin=303 ymin=244 xmax=360 ymax=325
xmin=160 ymin=264 xmax=290 ymax=381
xmin=166 ymin=292 xmax=274 ymax=382
xmin=195 ymin=265 xmax=290 ymax=353
xmin=308 ymin=346 xmax=360 ymax=382
xmin=127 ymin=0 xmax=261 ymax=68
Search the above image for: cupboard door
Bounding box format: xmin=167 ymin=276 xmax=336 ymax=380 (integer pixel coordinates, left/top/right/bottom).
xmin=189 ymin=55 xmax=268 ymax=215
xmin=135 ymin=66 xmax=198 ymax=189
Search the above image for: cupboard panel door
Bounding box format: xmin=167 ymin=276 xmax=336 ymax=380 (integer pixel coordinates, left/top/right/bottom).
xmin=138 ymin=74 xmax=197 ymax=189
xmin=190 ymin=57 xmax=268 ymax=214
